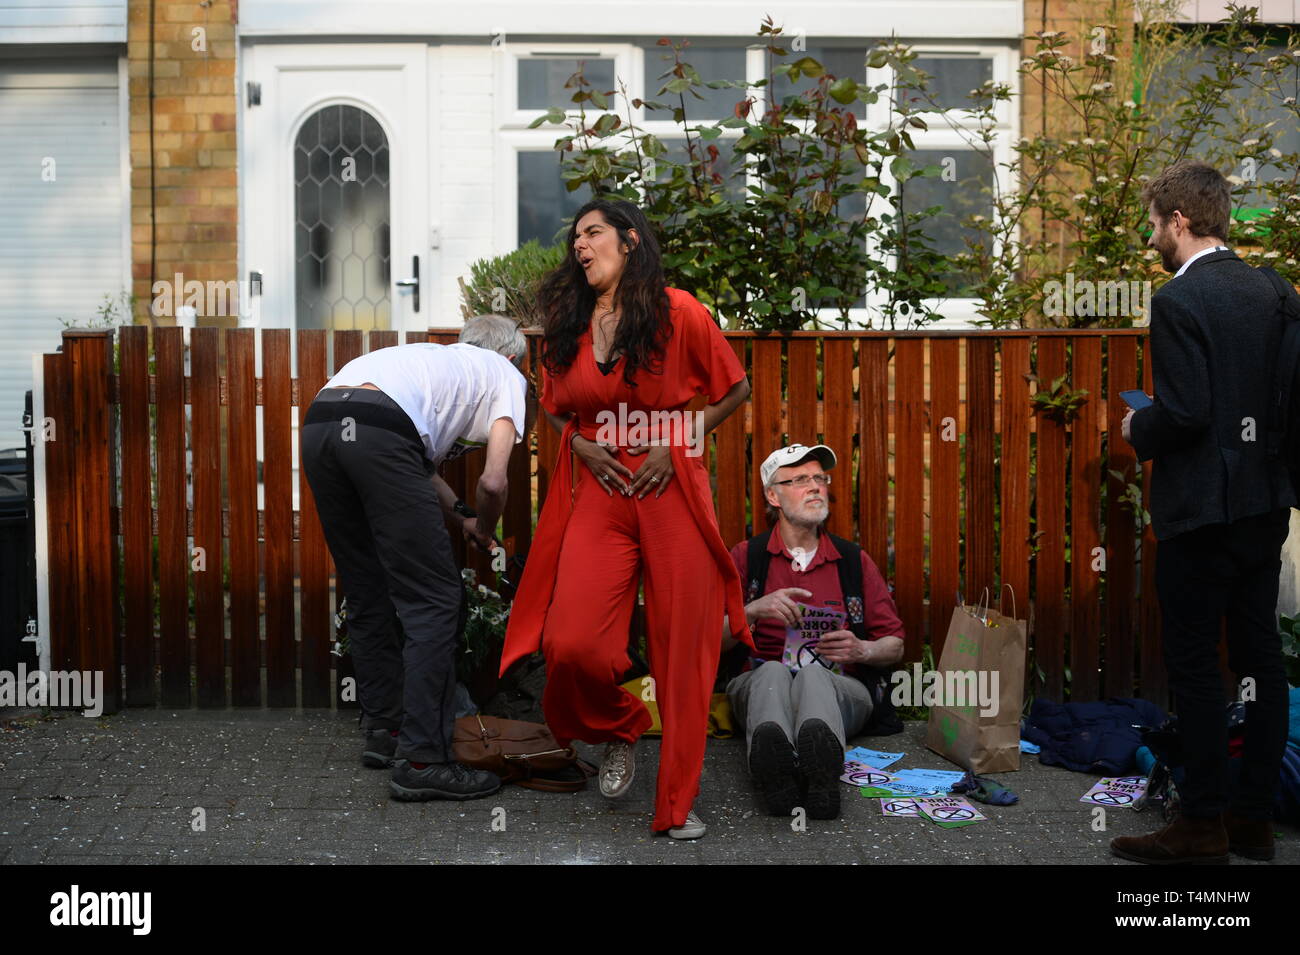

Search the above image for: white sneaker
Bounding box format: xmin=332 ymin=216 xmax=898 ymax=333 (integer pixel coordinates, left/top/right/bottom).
xmin=668 ymin=809 xmax=707 ymax=840
xmin=598 ymin=741 xmax=635 ymax=798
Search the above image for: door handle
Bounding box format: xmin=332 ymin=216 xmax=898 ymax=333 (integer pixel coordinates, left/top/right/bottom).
xmin=396 ymin=254 xmax=419 ymax=313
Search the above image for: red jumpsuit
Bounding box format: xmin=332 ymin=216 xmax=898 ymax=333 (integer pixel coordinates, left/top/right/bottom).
xmin=500 ymin=287 xmax=755 ymax=831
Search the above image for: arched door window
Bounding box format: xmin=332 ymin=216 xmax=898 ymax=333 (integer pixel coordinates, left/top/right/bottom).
xmin=294 ymin=104 xmax=391 ymax=330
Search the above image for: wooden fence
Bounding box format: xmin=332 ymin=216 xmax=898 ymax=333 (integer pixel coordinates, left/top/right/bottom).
xmin=42 ymin=325 xmax=1171 ymax=713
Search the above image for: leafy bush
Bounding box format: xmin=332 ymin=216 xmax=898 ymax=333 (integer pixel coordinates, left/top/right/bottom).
xmin=459 ymin=240 xmax=565 ymax=328
xmin=458 ymin=569 xmax=510 ymax=684
xmin=522 ymin=5 xmax=1299 ymax=330
xmin=951 ymin=1 xmax=1300 ymax=327
xmin=1281 ymin=614 xmax=1300 ymax=687
xmin=529 ymin=19 xmax=951 ymax=330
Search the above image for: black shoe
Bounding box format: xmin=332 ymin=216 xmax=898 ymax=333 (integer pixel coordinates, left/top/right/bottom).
xmin=797 ymin=719 xmax=842 ymax=820
xmin=389 ymin=759 xmax=501 ymax=801
xmin=361 ymin=728 xmax=398 ymax=769
xmin=749 ymin=722 xmax=800 ymax=816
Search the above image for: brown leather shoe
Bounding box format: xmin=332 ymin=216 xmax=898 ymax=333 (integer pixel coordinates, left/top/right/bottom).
xmin=1110 ymin=813 xmax=1230 ymax=865
xmin=1224 ymin=811 xmax=1275 ymax=861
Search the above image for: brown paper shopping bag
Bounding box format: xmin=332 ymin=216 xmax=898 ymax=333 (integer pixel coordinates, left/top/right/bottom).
xmin=925 ymin=590 xmax=1027 ymax=773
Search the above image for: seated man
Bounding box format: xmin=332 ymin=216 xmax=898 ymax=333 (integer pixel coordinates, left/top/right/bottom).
xmin=723 ymin=444 xmax=905 ymax=819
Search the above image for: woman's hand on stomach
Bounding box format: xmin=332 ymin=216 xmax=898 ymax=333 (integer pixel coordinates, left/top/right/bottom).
xmin=625 ymin=443 xmax=675 ymax=499
xmin=573 ymin=434 xmax=634 ymax=496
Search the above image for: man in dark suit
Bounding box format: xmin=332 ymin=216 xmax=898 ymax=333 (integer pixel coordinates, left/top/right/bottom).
xmin=1111 ymin=160 xmax=1296 ymax=864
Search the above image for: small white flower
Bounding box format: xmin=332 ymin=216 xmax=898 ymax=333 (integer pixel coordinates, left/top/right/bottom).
xmin=1226 ymin=174 xmax=1246 ymax=186
xmin=1113 ymin=226 xmax=1125 ymax=234
xmin=1096 ymin=255 xmax=1109 ymax=264
xmin=1083 ymin=215 xmax=1094 ymax=223
xmin=1287 ymin=258 xmax=1297 ymax=265
xmin=1242 ymin=138 xmax=1260 ymax=147
xmin=1066 ymin=139 xmax=1078 ymax=146
xmin=1270 ymin=148 xmax=1283 ymax=159
xmin=1144 ymin=249 xmax=1158 ymax=258
xmin=1096 ymin=174 xmax=1110 ymax=183
xmin=1285 ymin=97 xmax=1297 ymax=106
xmin=1021 ymin=58 xmax=1036 ymax=68
xmin=1058 ymin=55 xmax=1074 ymax=68
xmin=1264 ymin=251 xmax=1280 ymax=258
xmin=972 ymin=215 xmax=987 ymax=223
xmin=1103 ymin=54 xmax=1118 ymax=63
xmin=1082 ymin=137 xmax=1096 ymax=146
xmin=1073 ymin=193 xmax=1087 ymax=201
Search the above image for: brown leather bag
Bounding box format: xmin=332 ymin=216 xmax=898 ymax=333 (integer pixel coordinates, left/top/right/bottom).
xmin=452 ymin=715 xmax=596 ymax=793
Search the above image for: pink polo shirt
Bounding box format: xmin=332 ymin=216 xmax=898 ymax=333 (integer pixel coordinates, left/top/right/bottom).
xmin=728 ymin=529 xmax=905 ymax=669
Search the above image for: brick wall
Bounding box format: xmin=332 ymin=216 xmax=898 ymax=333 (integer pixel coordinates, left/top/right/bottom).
xmin=127 ymin=0 xmax=239 ymax=325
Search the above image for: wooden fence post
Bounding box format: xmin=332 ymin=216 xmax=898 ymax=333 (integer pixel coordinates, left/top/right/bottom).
xmin=47 ymin=330 xmax=119 ymax=713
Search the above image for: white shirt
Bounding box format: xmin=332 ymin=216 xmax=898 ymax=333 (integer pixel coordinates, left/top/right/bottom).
xmin=1173 ymin=244 xmax=1229 ymax=279
xmin=323 ymin=343 xmax=527 ymax=465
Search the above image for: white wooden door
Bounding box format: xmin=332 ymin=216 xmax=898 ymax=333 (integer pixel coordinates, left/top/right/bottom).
xmin=242 ymin=43 xmax=429 ymax=337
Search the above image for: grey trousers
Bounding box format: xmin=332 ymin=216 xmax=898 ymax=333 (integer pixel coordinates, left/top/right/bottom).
xmin=727 ymin=659 xmax=873 ymax=753
xmin=301 ymin=388 xmax=463 ymax=765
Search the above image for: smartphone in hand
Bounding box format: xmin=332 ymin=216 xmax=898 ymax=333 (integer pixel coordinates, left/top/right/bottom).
xmin=1120 ymin=389 xmax=1153 ymax=411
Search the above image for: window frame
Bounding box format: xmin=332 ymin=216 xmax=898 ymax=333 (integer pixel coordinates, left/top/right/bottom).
xmin=496 ymin=38 xmax=1021 ymax=330
xmin=863 ymin=41 xmax=1019 ymax=329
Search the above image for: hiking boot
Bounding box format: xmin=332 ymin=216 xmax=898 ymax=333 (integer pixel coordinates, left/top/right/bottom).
xmin=389 ymin=759 xmax=501 ymax=801
xmin=749 ymin=722 xmax=800 ymax=816
xmin=1110 ymin=813 xmax=1229 ymax=865
xmin=598 ymin=741 xmax=636 ymax=798
xmin=797 ymin=718 xmax=843 ymax=820
xmin=668 ymin=809 xmax=707 ymax=840
xmin=361 ymin=728 xmax=398 ymax=769
xmin=1224 ymin=811 xmax=1275 ymax=861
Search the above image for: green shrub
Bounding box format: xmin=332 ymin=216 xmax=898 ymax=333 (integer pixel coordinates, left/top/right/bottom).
xmin=458 ymin=241 xmax=565 ymax=328
xmin=1280 ymin=614 xmax=1300 ymax=688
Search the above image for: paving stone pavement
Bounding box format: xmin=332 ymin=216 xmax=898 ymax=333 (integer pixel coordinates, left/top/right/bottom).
xmin=1 ymin=709 xmax=1294 ymax=865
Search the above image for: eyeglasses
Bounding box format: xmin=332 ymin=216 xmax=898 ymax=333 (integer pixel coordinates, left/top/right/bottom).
xmin=771 ymin=473 xmax=831 ymax=488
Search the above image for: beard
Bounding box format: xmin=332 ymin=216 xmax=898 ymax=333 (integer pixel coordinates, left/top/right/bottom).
xmin=786 ymin=499 xmax=829 ymax=529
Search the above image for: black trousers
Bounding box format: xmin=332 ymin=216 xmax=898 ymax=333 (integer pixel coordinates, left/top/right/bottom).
xmin=1155 ymin=507 xmax=1292 ymax=819
xmin=301 ymin=388 xmax=462 ymax=764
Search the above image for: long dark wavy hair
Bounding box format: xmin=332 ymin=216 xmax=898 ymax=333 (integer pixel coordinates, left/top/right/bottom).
xmin=539 ymin=199 xmax=672 ymax=387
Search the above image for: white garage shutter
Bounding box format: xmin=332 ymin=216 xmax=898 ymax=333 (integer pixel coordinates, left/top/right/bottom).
xmin=0 ymin=55 xmax=126 ymax=450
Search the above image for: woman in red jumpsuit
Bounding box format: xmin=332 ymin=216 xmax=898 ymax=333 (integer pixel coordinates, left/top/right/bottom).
xmin=500 ymin=199 xmax=753 ymax=838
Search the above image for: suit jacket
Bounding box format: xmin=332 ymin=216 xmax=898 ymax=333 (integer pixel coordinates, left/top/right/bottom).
xmin=1129 ymin=249 xmax=1296 ymax=540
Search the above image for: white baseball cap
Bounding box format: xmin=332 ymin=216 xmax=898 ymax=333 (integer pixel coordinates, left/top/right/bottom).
xmin=760 ymin=444 xmax=837 ymax=487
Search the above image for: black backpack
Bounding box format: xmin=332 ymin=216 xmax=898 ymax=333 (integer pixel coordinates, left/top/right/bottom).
xmin=1261 ymin=266 xmax=1300 ymax=500
xmin=729 ymin=528 xmax=903 ymax=736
